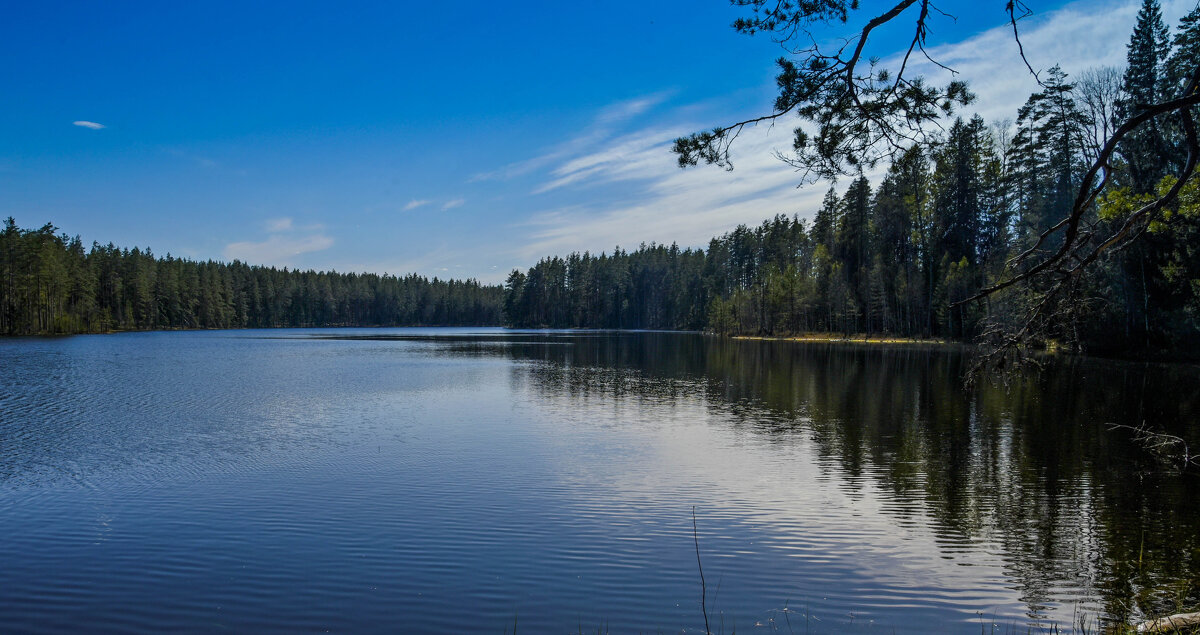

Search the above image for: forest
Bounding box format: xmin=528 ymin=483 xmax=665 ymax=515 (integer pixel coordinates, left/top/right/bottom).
xmin=0 ymin=218 xmax=502 ymax=334
xmin=503 ymin=2 xmax=1200 ymax=357
xmin=4 ymin=2 xmax=1198 ymax=360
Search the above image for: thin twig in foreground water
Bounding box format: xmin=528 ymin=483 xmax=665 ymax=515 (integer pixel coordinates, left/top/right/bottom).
xmin=693 ymin=506 xmax=711 ymax=635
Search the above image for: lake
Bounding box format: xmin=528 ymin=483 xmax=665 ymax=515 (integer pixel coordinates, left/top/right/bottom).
xmin=1 ymin=328 xmax=1198 ymax=633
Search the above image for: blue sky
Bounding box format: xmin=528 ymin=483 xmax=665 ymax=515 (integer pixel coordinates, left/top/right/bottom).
xmin=2 ymin=0 xmax=1192 ymax=282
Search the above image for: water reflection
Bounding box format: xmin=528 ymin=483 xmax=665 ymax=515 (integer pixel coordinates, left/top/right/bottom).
xmin=440 ymin=332 xmax=1200 ymax=625
xmin=2 ymin=329 xmax=1198 ymax=632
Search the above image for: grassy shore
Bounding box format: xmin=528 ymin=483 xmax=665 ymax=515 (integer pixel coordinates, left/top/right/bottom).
xmin=731 ymin=333 xmax=951 ymax=345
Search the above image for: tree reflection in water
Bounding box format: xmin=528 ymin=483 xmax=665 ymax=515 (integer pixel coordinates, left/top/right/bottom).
xmin=445 ymin=332 xmax=1200 ymax=624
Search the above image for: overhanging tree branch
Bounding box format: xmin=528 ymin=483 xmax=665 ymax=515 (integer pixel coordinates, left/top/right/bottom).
xmin=957 ymin=85 xmax=1200 ymax=305
xmin=676 ymin=1 xmax=1200 ymax=369
xmin=674 ymin=0 xmax=972 ymax=181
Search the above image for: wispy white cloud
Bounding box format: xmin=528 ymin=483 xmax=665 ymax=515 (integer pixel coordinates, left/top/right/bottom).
xmin=404 ymin=199 xmax=431 ymax=211
xmin=469 ymin=91 xmax=674 ymax=183
xmin=73 ymin=121 xmax=105 ymax=130
xmin=166 ymin=148 xmax=218 ymax=168
xmin=503 ymin=0 xmax=1185 ymax=265
xmin=468 ymin=150 xmax=568 ymax=183
xmin=906 ymin=0 xmax=1194 ymax=124
xmin=441 ymin=198 xmax=465 ymax=210
xmin=224 ymin=234 xmax=334 ymax=265
xmin=224 ymin=218 xmax=332 ymax=266
xmin=328 ymin=244 xmax=478 ymax=280
xmin=265 ymin=217 xmax=294 ymax=232
xmin=532 ymin=128 xmax=688 ymax=194
xmin=593 ymin=91 xmax=673 ymax=126
xmin=514 ymin=122 xmax=813 ymax=259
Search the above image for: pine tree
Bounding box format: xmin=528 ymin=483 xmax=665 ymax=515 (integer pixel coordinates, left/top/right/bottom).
xmin=1167 ymin=4 xmax=1200 ymax=97
xmin=1118 ymin=0 xmax=1173 ymax=193
xmin=835 ymin=176 xmax=872 ymax=330
xmin=977 ymin=123 xmax=1014 ymax=271
xmin=811 ymin=186 xmax=839 ymax=253
xmin=835 ymin=176 xmax=872 ymax=279
xmin=931 ymin=116 xmax=986 ymax=266
xmin=1013 ymin=66 xmax=1089 ymax=246
xmin=1165 ymin=4 xmax=1200 ymax=172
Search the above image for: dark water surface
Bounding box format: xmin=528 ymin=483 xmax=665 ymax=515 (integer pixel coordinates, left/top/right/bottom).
xmin=1 ymin=328 xmax=1198 ymax=633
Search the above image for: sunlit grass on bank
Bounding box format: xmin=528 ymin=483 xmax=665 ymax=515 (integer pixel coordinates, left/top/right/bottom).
xmin=731 ymin=332 xmax=950 ymax=345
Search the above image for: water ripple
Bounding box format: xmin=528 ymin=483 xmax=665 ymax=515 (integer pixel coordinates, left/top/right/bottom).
xmin=0 ymin=329 xmax=1198 ymax=632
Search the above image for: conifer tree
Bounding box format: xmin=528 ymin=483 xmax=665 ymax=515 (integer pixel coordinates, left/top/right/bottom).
xmin=1166 ymin=4 xmax=1200 ymax=171
xmin=836 ymin=176 xmax=872 ymax=330
xmin=1167 ymin=5 xmax=1200 ymax=94
xmin=931 ymin=116 xmax=987 ymax=267
xmin=1012 ymin=66 xmax=1089 ymax=247
xmin=1118 ymin=0 xmax=1174 ymax=193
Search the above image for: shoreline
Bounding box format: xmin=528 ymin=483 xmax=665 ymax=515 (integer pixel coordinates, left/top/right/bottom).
xmin=731 ymin=333 xmax=952 ymax=345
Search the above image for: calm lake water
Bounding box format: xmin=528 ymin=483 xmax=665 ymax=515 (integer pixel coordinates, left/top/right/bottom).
xmin=1 ymin=328 xmax=1198 ymax=633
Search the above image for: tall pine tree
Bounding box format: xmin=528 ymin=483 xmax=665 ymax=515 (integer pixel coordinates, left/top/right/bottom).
xmin=1118 ymin=0 xmax=1173 ymax=194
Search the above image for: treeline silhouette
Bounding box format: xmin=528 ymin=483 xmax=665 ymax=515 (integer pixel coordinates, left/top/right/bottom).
xmin=6 ymin=2 xmax=1198 ymax=354
xmin=504 ymin=2 xmax=1200 ymax=355
xmin=0 ymin=218 xmax=502 ymax=334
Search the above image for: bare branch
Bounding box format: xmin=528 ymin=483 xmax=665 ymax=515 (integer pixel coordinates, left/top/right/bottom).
xmin=1108 ymin=423 xmax=1198 ymax=469
xmin=1006 ymin=0 xmax=1044 ymax=86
